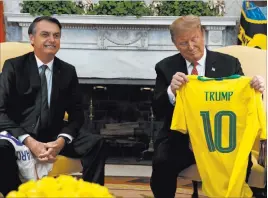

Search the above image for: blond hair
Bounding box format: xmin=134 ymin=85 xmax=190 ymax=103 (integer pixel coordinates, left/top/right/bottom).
xmin=170 ymin=15 xmax=202 ymax=43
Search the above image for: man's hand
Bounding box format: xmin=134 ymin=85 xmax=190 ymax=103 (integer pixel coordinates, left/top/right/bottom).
xmin=24 ymin=136 xmax=47 ymax=159
xmin=250 ymin=75 xmax=265 ymax=93
xmin=170 ymin=72 xmax=188 ymax=95
xmin=38 ymin=137 xmax=65 ymax=162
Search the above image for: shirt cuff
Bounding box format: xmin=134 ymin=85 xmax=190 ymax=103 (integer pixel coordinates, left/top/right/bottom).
xmin=167 ymin=85 xmax=176 ymax=106
xmin=18 ymin=134 xmax=30 ymax=143
xmin=57 ymin=134 xmax=73 ymax=144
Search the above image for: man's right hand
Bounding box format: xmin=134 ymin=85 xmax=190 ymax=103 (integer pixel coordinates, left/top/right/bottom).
xmin=24 ymin=136 xmax=56 ymax=163
xmin=170 ymin=72 xmax=188 ymax=95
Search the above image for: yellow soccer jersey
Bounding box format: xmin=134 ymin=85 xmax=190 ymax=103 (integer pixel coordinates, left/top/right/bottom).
xmin=171 ymin=75 xmax=266 ymax=198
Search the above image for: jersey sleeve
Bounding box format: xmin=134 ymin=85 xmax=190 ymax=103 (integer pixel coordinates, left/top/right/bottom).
xmin=170 ymin=89 xmax=188 ymax=134
xmin=256 ymin=92 xmax=266 ymax=140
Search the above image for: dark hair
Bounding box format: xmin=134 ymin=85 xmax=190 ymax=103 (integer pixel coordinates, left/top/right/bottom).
xmin=28 ymin=16 xmax=62 ymax=35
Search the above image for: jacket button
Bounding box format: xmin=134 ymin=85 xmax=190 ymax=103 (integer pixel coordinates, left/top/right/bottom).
xmin=32 ymin=124 xmax=35 ymax=128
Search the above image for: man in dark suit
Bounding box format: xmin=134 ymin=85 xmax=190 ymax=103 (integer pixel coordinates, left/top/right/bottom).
xmin=150 ymin=15 xmax=265 ymax=198
xmin=0 ymin=16 xmax=106 ymax=196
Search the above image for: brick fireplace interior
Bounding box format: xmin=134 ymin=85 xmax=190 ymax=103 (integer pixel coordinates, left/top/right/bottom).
xmin=79 ymin=83 xmax=162 ymax=165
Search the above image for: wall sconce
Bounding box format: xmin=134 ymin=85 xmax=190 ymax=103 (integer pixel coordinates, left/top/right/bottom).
xmin=140 ymin=87 xmax=154 ymax=92
xmin=93 ymin=85 xmax=107 ymax=90
xmin=89 ymin=97 xmax=94 ymax=121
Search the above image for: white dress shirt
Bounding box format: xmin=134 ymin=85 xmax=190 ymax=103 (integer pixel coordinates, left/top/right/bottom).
xmin=167 ymin=48 xmax=207 ymax=105
xmin=18 ymin=55 xmax=73 ymax=143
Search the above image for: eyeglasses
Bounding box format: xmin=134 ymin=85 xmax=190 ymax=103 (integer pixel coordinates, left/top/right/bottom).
xmin=177 ymin=35 xmax=200 ymax=48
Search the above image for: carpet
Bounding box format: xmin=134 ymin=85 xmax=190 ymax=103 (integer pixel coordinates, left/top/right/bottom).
xmin=105 ymin=176 xmax=206 ymax=198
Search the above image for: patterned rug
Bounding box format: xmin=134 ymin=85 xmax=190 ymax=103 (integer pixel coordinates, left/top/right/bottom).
xmin=105 ymin=176 xmax=206 ymax=198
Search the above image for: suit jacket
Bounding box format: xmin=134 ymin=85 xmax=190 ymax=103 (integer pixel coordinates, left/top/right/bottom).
xmin=0 ymin=52 xmax=84 ymax=142
xmin=152 ymin=49 xmax=244 ymax=140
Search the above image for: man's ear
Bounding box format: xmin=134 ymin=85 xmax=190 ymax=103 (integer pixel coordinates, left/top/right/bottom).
xmin=174 ymin=44 xmax=180 ymax=52
xmin=200 ymin=26 xmax=205 ymax=36
xmin=29 ymin=34 xmax=34 ymax=46
xmin=200 ymin=26 xmax=206 ymax=42
xmin=172 ymin=37 xmax=180 ymax=51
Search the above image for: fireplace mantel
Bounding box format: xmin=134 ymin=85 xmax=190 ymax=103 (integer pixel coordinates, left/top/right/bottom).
xmin=6 ymin=13 xmax=237 ymax=26
xmin=5 ymin=13 xmax=239 ymax=84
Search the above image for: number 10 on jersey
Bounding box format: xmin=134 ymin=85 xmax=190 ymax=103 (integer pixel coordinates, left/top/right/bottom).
xmin=200 ymin=111 xmax=236 ymax=153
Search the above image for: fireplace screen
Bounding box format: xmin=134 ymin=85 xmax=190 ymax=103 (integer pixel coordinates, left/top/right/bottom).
xmin=80 ymin=84 xmax=162 ymax=165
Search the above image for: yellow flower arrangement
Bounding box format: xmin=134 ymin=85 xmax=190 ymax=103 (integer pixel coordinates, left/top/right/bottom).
xmin=6 ymin=175 xmax=114 ymax=197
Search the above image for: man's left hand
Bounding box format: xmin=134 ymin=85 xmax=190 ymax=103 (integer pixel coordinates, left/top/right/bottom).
xmin=38 ymin=137 xmax=65 ymax=162
xmin=250 ymin=75 xmax=265 ymax=93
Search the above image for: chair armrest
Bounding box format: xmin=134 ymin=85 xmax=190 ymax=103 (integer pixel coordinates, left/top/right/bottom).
xmin=48 ymin=155 xmax=82 ymax=177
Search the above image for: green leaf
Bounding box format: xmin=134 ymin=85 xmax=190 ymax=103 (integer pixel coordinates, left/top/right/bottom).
xmin=20 ymin=0 xmax=217 ymax=17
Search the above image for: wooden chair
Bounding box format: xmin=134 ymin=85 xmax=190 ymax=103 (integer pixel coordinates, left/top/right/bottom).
xmin=0 ymin=42 xmax=83 ymax=177
xmin=178 ymin=45 xmax=267 ymax=197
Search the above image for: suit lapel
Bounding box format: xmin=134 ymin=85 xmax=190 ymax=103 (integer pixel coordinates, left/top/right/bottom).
xmin=169 ymin=53 xmax=188 ymax=80
xmin=178 ymin=54 xmax=188 ymax=75
xmin=50 ymin=57 xmax=61 ymax=120
xmin=205 ymin=49 xmax=217 ymax=78
xmin=28 ymin=52 xmax=40 ymax=89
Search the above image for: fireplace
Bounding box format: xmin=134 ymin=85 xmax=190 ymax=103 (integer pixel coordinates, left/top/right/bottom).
xmin=4 ymin=13 xmax=239 ymax=165
xmin=80 ymin=83 xmax=162 ymax=165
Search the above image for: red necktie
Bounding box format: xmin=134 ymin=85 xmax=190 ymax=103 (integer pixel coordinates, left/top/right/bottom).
xmin=189 ymin=61 xmax=198 ymax=152
xmin=191 ymin=62 xmax=198 ymax=75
